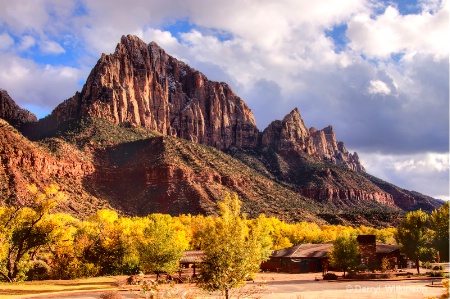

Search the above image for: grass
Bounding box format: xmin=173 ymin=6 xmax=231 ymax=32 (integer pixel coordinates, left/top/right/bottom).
xmin=0 ymin=276 xmax=118 ymax=299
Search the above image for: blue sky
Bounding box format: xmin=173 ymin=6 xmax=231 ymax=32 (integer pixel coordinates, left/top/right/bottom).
xmin=0 ymin=0 xmax=448 ymax=200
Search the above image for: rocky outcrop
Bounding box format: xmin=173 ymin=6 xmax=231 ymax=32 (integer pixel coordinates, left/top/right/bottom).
xmin=299 ymin=188 xmax=393 ymax=206
xmin=261 ymin=108 xmax=365 ymax=172
xmin=0 ymin=89 xmax=37 ymax=127
xmin=310 ymin=126 xmax=365 ymax=172
xmin=43 ymin=35 xmax=258 ymax=150
xmin=261 ymin=108 xmax=315 ymax=154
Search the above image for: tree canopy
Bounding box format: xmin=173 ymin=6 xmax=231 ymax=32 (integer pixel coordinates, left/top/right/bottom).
xmin=396 ymin=209 xmax=434 ymax=274
xmin=327 ymin=233 xmax=359 ymax=277
xmin=197 ymin=193 xmax=271 ymax=299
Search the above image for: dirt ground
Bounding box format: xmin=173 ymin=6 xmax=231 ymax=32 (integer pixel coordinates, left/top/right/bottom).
xmin=19 ymin=266 xmax=449 ymax=299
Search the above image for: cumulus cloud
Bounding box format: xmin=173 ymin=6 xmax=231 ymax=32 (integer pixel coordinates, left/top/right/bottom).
xmin=0 ymin=32 xmax=14 ymax=50
xmin=39 ymin=40 xmax=65 ymax=54
xmin=367 ymin=80 xmax=391 ymax=95
xmin=347 ymin=2 xmax=449 ymax=59
xmin=18 ymin=35 xmax=36 ymax=51
xmin=360 ymin=151 xmax=449 ymax=200
xmin=0 ymin=53 xmax=82 ymax=117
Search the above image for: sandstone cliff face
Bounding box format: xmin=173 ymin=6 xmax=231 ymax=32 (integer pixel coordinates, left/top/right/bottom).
xmin=261 ymin=108 xmax=365 ymax=172
xmin=0 ymin=89 xmax=37 ymax=126
xmin=0 ymin=119 xmax=109 ymax=214
xmin=261 ymin=108 xmax=315 ymax=154
xmin=47 ymin=35 xmax=258 ymax=149
xmin=310 ymin=126 xmax=365 ymax=172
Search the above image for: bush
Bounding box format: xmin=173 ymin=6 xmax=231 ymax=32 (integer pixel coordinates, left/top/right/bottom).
xmin=99 ymin=291 xmax=123 ymax=299
xmin=323 ymin=273 xmax=338 ymax=280
xmin=428 ymin=271 xmax=444 ymax=277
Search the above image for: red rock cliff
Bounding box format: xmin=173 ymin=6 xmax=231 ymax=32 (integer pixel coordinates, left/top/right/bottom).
xmin=0 ymin=89 xmax=37 ymax=126
xmin=261 ymin=108 xmax=365 ymax=172
xmin=46 ymin=35 xmax=258 ymax=150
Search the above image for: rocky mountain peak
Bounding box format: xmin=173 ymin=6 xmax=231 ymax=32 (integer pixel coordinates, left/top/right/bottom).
xmin=309 ymin=125 xmax=365 ymax=172
xmin=0 ymin=89 xmax=37 ymax=127
xmin=261 ymin=108 xmax=365 ymax=172
xmin=43 ymin=35 xmax=259 ymax=150
xmin=261 ymin=108 xmax=314 ymax=153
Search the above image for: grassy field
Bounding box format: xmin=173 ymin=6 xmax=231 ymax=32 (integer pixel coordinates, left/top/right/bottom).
xmin=0 ymin=276 xmax=119 ymax=299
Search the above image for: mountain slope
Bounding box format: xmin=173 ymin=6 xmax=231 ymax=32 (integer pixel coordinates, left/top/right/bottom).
xmin=0 ymin=119 xmax=112 ymax=215
xmin=0 ymin=35 xmax=443 ymax=226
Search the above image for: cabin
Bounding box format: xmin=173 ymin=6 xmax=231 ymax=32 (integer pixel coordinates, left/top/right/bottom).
xmin=261 ymin=243 xmax=332 ymax=273
xmin=261 ymin=235 xmax=403 ymax=273
xmin=179 ymin=250 xmax=203 ymax=276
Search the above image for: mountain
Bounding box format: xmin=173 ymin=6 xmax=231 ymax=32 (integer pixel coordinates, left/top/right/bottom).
xmin=0 ymin=89 xmax=37 ymax=127
xmin=0 ymin=35 xmax=443 ymax=226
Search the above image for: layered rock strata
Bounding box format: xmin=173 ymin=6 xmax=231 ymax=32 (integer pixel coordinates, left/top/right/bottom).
xmin=44 ymin=35 xmax=258 ymax=150
xmin=261 ymin=108 xmax=365 ymax=172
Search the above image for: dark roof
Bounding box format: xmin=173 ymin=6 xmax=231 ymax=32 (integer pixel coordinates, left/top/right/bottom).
xmin=376 ymin=243 xmax=400 ymax=254
xmin=271 ymin=243 xmax=332 ymax=259
xmin=180 ymin=251 xmax=203 ymax=263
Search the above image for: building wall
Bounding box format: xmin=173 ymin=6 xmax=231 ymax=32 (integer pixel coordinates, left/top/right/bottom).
xmin=359 ymin=243 xmax=377 ymax=267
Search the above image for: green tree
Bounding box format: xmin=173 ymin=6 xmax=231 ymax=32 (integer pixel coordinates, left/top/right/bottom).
xmin=328 ymin=233 xmax=359 ymax=277
xmin=135 ymin=214 xmax=188 ymax=279
xmin=430 ymin=202 xmax=449 ymax=262
xmin=197 ymin=193 xmax=271 ymax=299
xmin=0 ymin=184 xmax=66 ymax=282
xmin=396 ymin=209 xmax=433 ymax=274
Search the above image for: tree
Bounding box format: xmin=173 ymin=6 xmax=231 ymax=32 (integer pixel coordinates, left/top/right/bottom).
xmin=197 ymin=193 xmax=271 ymax=299
xmin=0 ymin=184 xmax=66 ymax=282
xmin=328 ymin=233 xmax=359 ymax=277
xmin=135 ymin=214 xmax=188 ymax=279
xmin=430 ymin=202 xmax=449 ymax=262
xmin=396 ymin=209 xmax=433 ymax=274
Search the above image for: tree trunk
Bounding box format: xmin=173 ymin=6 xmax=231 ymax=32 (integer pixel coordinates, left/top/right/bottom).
xmin=0 ymin=271 xmax=12 ymax=283
xmin=225 ymin=288 xmax=229 ymax=299
xmin=416 ymin=259 xmax=420 ymax=274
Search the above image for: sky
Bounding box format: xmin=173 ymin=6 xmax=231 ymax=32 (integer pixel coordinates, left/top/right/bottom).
xmin=0 ymin=0 xmax=448 ymax=200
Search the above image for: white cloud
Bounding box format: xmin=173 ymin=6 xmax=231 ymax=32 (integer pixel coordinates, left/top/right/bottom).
xmin=0 ymin=33 xmax=14 ymax=50
xmin=360 ymin=151 xmax=449 ymax=200
xmin=18 ymin=35 xmax=36 ymax=51
xmin=347 ymin=1 xmax=449 ymax=59
xmin=0 ymin=53 xmax=82 ymax=117
xmin=39 ymin=40 xmax=65 ymax=54
xmin=367 ymin=80 xmax=391 ymax=95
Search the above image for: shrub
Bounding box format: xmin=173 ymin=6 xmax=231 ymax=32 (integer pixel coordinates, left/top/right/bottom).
xmin=428 ymin=271 xmax=444 ymax=277
xmin=323 ymin=273 xmax=338 ymax=280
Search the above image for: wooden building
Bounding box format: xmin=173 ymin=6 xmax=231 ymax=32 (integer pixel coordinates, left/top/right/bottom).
xmin=261 ymin=243 xmax=332 ymax=273
xmin=261 ymin=235 xmax=403 ymax=273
